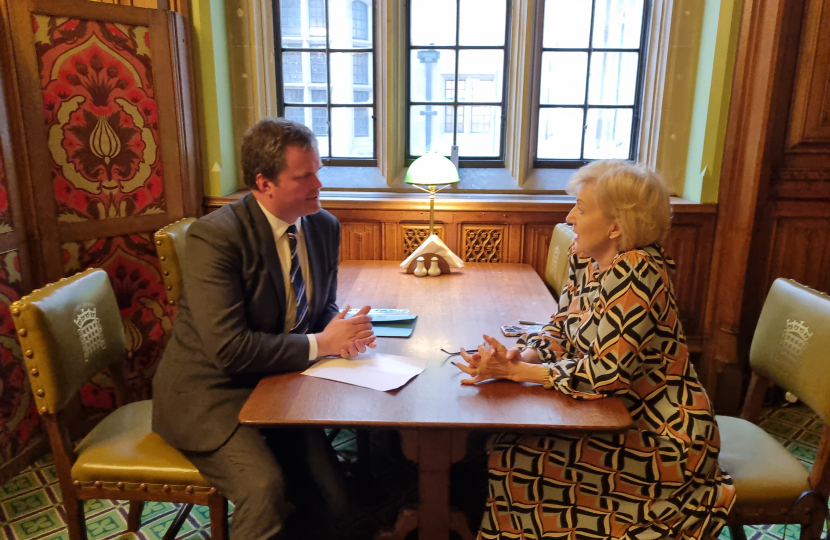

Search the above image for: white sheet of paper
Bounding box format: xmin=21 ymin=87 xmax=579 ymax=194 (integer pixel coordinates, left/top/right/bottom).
xmin=302 ymin=351 xmax=428 ymax=392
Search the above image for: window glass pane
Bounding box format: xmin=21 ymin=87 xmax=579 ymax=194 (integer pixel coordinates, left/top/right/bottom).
xmin=592 ymin=0 xmax=645 ymax=49
xmin=285 ymin=107 xmax=330 ymax=157
xmin=284 ymin=87 xmax=305 ymax=103
xmin=311 ymin=89 xmax=327 ymax=102
xmin=353 ymin=1 xmax=369 ymax=40
xmin=312 ymin=108 xmax=329 ymax=136
xmin=310 ymin=53 xmax=327 ymax=84
xmin=458 ymin=0 xmax=505 ymax=46
xmin=354 ymin=90 xmax=370 ymax=103
xmin=410 ymin=0 xmax=457 ymax=46
xmin=410 ymin=50 xmax=456 ymax=102
xmin=542 ymin=0 xmax=592 ymax=48
xmin=331 ymin=107 xmax=374 ymax=157
xmin=458 ymin=106 xmax=500 ymax=156
xmin=457 ymin=50 xmax=503 ymax=102
xmin=536 ymin=108 xmax=583 ymax=159
xmin=329 ymin=52 xmax=373 ymax=104
xmin=353 ymin=109 xmax=370 ymax=137
xmin=444 ymin=105 xmax=464 ymax=133
xmin=583 ymin=108 xmax=632 ymax=159
xmin=353 ymin=53 xmax=369 ymax=85
xmin=308 ymin=0 xmax=327 ymax=36
xmin=282 ymin=52 xmax=303 ymax=83
xmin=410 ymin=105 xmax=454 ymax=156
xmin=444 ymin=80 xmax=467 ymax=100
xmin=285 ymin=106 xmax=305 ymax=125
xmin=327 ymin=0 xmax=373 ymax=48
xmin=588 ymin=52 xmax=638 ymax=105
xmin=280 ymin=0 xmax=301 ymax=38
xmin=539 ymin=52 xmax=587 ymax=105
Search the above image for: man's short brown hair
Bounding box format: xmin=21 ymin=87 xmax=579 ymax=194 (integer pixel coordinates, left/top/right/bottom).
xmin=241 ymin=117 xmax=317 ymax=189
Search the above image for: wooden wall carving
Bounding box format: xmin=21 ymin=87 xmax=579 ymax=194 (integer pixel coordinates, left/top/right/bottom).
xmin=462 ymin=225 xmax=505 ymax=263
xmin=207 ymin=194 xmax=716 ymax=351
xmin=401 ymin=224 xmax=444 ymax=258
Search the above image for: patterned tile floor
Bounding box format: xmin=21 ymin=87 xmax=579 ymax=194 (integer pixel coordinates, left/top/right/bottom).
xmin=0 ymin=405 xmax=825 ymax=540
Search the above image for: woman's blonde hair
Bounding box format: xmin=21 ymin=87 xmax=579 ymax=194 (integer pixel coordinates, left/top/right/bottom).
xmin=566 ymin=160 xmax=671 ymax=251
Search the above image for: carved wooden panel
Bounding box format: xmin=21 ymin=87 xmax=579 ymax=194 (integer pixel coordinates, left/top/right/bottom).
xmin=462 ymin=225 xmax=506 ymax=263
xmin=785 ymin=0 xmax=830 ymax=153
xmin=340 ymin=222 xmax=381 ymax=261
xmin=524 ymin=224 xmax=558 ymax=278
xmin=401 ymin=224 xmax=444 ymax=258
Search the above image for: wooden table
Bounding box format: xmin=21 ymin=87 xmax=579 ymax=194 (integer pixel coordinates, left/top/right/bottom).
xmin=239 ymin=261 xmax=633 ymax=540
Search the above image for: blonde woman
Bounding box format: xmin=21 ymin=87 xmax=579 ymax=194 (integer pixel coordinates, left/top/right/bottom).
xmin=455 ymin=161 xmax=735 ymax=539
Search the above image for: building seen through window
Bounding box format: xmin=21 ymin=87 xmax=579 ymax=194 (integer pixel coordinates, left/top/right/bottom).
xmin=408 ymin=0 xmax=509 ymax=163
xmin=536 ymin=0 xmax=648 ymax=164
xmin=277 ymin=0 xmax=375 ymax=161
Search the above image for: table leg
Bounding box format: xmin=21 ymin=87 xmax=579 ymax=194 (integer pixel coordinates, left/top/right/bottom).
xmin=418 ymin=429 xmax=453 ymax=540
xmin=377 ymin=429 xmax=476 ymax=540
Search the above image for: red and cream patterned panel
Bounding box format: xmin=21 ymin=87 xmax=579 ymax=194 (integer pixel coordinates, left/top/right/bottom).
xmin=0 ymin=250 xmax=38 ymax=462
xmin=33 ymin=15 xmax=166 ymax=222
xmin=63 ymin=234 xmax=172 ymax=412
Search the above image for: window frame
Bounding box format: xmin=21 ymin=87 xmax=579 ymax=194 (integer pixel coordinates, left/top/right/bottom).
xmin=273 ymin=0 xmax=378 ymax=166
xmin=404 ymin=0 xmax=513 ymax=168
xmin=532 ymin=0 xmax=653 ymax=169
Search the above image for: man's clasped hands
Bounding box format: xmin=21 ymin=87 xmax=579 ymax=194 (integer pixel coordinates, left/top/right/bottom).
xmin=316 ymin=304 xmax=377 ymax=358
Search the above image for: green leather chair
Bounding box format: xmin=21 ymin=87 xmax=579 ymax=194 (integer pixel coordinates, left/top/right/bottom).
xmin=544 ymin=223 xmax=576 ymax=298
xmin=154 ymin=217 xmax=196 ymax=307
xmin=717 ymin=278 xmax=830 ymax=540
xmin=11 ymin=269 xmax=228 ymax=540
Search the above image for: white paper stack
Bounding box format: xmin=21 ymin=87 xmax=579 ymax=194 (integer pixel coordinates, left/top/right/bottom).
xmin=302 ymin=352 xmax=429 ymax=392
xmin=399 ymin=234 xmax=465 ymax=270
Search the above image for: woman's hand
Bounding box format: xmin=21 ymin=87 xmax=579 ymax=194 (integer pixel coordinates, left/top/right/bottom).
xmin=453 ymin=334 xmax=523 ymax=384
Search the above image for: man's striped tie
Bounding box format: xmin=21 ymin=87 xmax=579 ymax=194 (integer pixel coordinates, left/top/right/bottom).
xmin=286 ymin=224 xmax=310 ymax=334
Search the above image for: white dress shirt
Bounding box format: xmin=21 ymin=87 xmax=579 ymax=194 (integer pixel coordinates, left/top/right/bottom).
xmin=256 ymin=200 xmax=318 ymax=360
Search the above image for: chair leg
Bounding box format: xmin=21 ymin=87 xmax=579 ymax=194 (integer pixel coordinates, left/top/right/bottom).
xmin=161 ymin=503 xmax=194 ymax=540
xmin=127 ymin=500 xmax=144 ymax=532
xmin=728 ymin=525 xmax=748 ymax=540
xmin=208 ymin=494 xmax=230 ymax=540
xmin=799 ymin=507 xmax=829 ymax=540
xmin=63 ymin=495 xmax=88 ymax=540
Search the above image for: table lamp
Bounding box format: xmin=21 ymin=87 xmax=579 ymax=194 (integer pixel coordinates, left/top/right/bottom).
xmin=405 ymin=152 xmax=459 ymax=236
xmin=401 ymin=153 xmax=464 ymax=273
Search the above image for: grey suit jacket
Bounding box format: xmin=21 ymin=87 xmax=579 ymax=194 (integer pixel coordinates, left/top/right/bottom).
xmin=152 ymin=193 xmax=340 ymax=452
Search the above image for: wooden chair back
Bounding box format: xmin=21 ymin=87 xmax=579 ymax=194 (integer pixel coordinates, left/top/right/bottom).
xmin=544 ymin=223 xmax=575 ymax=298
xmin=155 ymin=217 xmax=196 ymax=307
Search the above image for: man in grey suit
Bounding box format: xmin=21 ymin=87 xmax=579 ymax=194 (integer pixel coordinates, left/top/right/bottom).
xmin=153 ymin=118 xmax=375 ymax=539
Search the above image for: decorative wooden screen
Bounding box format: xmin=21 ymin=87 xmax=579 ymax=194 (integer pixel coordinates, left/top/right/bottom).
xmin=0 ymin=32 xmax=41 ymax=476
xmin=5 ymin=0 xmax=200 ymax=415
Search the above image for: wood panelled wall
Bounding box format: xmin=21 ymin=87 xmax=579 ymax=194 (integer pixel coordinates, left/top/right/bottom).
xmin=207 ymin=194 xmax=717 ymax=352
xmin=702 ymin=0 xmax=830 ymax=411
xmin=741 ymin=0 xmax=830 ymax=338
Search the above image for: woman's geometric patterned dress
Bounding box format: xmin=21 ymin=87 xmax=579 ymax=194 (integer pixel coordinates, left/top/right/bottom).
xmin=478 ymin=244 xmax=736 ymax=540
